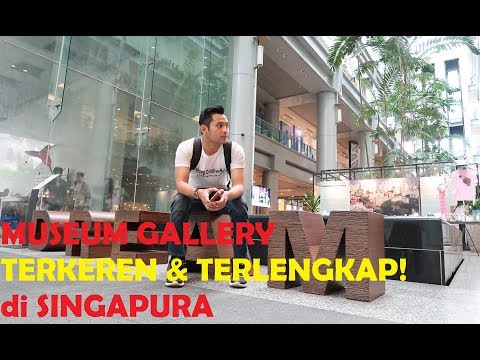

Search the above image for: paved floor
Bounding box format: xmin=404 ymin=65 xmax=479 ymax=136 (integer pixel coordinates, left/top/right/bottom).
xmin=0 ymin=245 xmax=479 ymax=324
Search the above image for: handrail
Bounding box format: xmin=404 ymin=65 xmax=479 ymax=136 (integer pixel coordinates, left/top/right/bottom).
xmin=255 ymin=117 xmax=316 ymax=160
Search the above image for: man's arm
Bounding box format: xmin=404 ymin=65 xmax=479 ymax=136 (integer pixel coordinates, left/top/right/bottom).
xmin=225 ymin=168 xmax=244 ymax=200
xmin=175 ymin=167 xmax=197 ymax=198
xmin=175 ymin=167 xmax=212 ymax=200
xmin=175 ymin=167 xmax=217 ymax=210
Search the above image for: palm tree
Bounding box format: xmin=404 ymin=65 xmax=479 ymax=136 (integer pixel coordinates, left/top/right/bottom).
xmin=303 ymin=190 xmax=321 ymax=212
xmin=328 ymin=36 xmax=480 ymax=165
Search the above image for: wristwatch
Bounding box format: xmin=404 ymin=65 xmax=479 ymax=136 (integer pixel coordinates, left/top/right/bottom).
xmin=193 ymin=188 xmax=199 ymax=200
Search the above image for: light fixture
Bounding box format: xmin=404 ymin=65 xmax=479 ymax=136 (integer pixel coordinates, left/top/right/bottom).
xmin=256 ymin=45 xmax=264 ymax=68
xmin=336 ymin=107 xmax=342 ymax=124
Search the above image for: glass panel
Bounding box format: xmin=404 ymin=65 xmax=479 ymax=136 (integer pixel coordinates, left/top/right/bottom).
xmin=448 ymin=103 xmax=463 ymax=124
xmin=49 ymin=68 xmax=117 ymax=211
xmin=201 ymin=36 xmax=233 ymax=112
xmin=48 ymin=37 xmax=71 ymax=122
xmin=68 ymin=36 xmax=149 ymax=97
xmin=0 ymin=36 xmax=235 ymax=214
xmin=134 ymin=106 xmax=198 ymax=212
xmin=132 ymin=36 xmax=156 ymax=206
xmin=0 ymin=37 xmax=67 ymax=210
xmin=1 ymin=36 xmax=61 ymax=60
xmin=152 ymin=36 xmax=205 ymax=118
xmin=447 ymin=69 xmax=460 ymax=89
xmin=255 ymin=117 xmax=316 ymax=160
xmin=109 ymin=89 xmax=138 ymax=212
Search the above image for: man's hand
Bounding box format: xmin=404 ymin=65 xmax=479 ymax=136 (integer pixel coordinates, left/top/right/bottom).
xmin=213 ymin=190 xmax=229 ymax=211
xmin=199 ymin=188 xmax=225 ymax=211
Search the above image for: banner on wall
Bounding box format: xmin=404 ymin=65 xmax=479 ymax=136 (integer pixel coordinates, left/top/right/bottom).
xmin=350 ymin=177 xmax=420 ymax=216
xmin=420 ymin=176 xmax=455 ymax=217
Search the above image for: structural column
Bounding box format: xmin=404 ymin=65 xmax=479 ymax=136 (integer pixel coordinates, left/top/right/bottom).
xmin=263 ymin=169 xmax=278 ymax=212
xmin=265 ymin=101 xmax=280 ymax=133
xmin=316 ymin=92 xmax=338 ymax=172
xmin=357 ymin=131 xmax=374 ymax=168
xmin=230 ymin=36 xmax=258 ymax=214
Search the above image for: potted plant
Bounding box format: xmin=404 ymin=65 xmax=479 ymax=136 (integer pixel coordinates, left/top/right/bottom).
xmin=303 ymin=190 xmax=321 ymax=213
xmin=470 ymin=198 xmax=480 ymax=219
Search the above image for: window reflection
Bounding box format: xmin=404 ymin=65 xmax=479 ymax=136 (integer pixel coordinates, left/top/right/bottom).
xmin=0 ymin=36 xmax=234 ymax=213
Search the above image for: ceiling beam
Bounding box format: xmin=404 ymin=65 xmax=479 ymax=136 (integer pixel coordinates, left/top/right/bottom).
xmin=278 ymin=93 xmax=316 ymax=107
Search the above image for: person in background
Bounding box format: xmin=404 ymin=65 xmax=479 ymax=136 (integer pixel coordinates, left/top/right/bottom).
xmin=103 ymin=178 xmax=114 ymax=211
xmin=71 ymin=172 xmax=91 ymax=210
xmin=44 ymin=167 xmax=69 ymax=210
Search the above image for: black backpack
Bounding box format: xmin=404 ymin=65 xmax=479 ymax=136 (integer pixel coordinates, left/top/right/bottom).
xmin=190 ymin=136 xmax=232 ymax=187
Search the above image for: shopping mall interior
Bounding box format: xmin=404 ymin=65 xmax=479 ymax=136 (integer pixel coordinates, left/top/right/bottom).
xmin=2 ymin=36 xmax=480 ymax=324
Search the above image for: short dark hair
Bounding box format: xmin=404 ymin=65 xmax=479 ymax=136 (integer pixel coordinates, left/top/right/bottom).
xmin=76 ymin=172 xmax=84 ymax=177
xmin=199 ymin=105 xmax=225 ymax=128
xmin=53 ymin=167 xmax=63 ymax=174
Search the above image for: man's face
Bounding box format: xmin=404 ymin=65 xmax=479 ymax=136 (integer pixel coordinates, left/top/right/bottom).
xmin=202 ymin=113 xmax=229 ymax=144
xmin=75 ymin=175 xmax=83 ymax=182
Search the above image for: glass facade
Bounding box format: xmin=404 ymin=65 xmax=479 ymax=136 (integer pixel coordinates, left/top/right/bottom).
xmin=0 ymin=36 xmax=234 ymax=219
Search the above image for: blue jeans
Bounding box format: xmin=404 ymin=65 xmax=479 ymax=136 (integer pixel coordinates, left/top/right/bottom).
xmin=168 ymin=193 xmax=249 ymax=259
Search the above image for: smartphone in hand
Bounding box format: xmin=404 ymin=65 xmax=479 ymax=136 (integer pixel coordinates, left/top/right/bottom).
xmin=209 ymin=190 xmax=222 ymax=201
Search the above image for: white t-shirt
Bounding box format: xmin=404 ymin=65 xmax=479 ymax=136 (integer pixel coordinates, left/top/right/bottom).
xmin=175 ymin=137 xmax=245 ymax=189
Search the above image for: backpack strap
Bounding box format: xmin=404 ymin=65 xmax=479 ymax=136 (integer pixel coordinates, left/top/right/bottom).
xmin=223 ymin=140 xmax=232 ymax=189
xmin=190 ymin=136 xmax=202 ymax=172
xmin=223 ymin=140 xmax=232 ymax=178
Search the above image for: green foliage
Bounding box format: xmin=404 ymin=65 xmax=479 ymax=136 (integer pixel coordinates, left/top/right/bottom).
xmin=469 ymin=188 xmax=480 ymax=211
xmin=328 ymin=36 xmax=480 ymax=166
xmin=303 ymin=190 xmax=321 ymax=212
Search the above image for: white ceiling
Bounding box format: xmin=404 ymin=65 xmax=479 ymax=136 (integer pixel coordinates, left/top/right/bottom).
xmin=261 ymin=36 xmax=333 ymax=94
xmin=257 ymin=54 xmax=308 ymax=100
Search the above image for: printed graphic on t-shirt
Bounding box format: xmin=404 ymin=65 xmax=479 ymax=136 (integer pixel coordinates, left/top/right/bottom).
xmin=194 ymin=168 xmax=227 ymax=178
xmin=174 ymin=137 xmax=245 ymax=189
xmin=451 ymin=169 xmax=477 ymax=201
